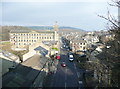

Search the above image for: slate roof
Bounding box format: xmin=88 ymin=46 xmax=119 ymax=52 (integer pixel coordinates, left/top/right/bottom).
xmin=42 ymin=41 xmax=57 ymax=46
xmin=10 ymin=30 xmax=55 ymax=33
xmin=34 ymin=46 xmax=48 ymax=56
xmin=72 ymin=39 xmax=86 ymax=43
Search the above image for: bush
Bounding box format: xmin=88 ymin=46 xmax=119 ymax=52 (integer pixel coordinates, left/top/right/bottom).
xmin=51 ymin=48 xmax=58 ymax=51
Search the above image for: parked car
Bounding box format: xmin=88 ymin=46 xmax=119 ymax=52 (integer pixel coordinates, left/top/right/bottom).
xmin=61 ymin=62 xmax=66 ymax=67
xmin=56 ymin=55 xmax=61 ymax=60
xmin=69 ymin=58 xmax=74 ymax=61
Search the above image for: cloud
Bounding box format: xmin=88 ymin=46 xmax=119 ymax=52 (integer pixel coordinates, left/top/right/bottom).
xmin=1 ymin=1 xmax=117 ymax=31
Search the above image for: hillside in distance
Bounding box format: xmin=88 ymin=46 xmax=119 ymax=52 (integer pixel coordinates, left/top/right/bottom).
xmin=0 ymin=26 xmax=32 ymax=41
xmin=1 ymin=26 xmax=87 ymax=41
xmin=27 ymin=26 xmax=87 ymax=33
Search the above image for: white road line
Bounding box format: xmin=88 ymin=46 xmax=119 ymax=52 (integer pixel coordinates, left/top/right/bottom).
xmin=77 ymin=72 xmax=79 ymax=78
xmin=65 ymin=53 xmax=67 ymax=89
xmin=74 ymin=62 xmax=77 ymax=70
xmin=73 ymin=62 xmax=80 ymax=85
xmin=65 ymin=82 xmax=67 ymax=89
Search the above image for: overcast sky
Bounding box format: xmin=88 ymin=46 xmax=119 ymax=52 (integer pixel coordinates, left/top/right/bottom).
xmin=1 ymin=0 xmax=118 ymax=31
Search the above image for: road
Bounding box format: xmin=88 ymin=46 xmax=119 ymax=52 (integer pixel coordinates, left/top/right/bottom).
xmin=49 ymin=48 xmax=85 ymax=88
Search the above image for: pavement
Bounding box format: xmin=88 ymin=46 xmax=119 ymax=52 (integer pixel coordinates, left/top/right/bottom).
xmin=2 ymin=54 xmax=48 ymax=88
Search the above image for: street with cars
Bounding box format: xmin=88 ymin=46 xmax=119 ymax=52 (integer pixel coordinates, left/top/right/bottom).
xmin=45 ymin=39 xmax=85 ymax=88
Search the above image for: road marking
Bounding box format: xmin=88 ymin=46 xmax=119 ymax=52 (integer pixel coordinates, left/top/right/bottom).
xmin=73 ymin=62 xmax=81 ymax=87
xmin=65 ymin=68 xmax=67 ymax=81
xmin=65 ymin=82 xmax=67 ymax=89
xmin=74 ymin=62 xmax=77 ymax=70
xmin=77 ymin=72 xmax=79 ymax=78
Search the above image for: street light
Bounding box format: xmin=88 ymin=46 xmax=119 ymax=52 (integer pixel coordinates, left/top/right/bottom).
xmin=106 ymin=45 xmax=111 ymax=86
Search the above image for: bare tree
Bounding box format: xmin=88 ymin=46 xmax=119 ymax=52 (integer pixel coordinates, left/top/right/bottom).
xmin=98 ymin=0 xmax=120 ymax=30
xmin=97 ymin=0 xmax=120 ymax=87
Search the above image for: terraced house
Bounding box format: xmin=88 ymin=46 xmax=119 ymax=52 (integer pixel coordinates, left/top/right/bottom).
xmin=9 ymin=24 xmax=59 ymax=49
xmin=70 ymin=39 xmax=87 ymax=52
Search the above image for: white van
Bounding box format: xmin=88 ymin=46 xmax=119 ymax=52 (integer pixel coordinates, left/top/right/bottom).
xmin=69 ymin=54 xmax=74 ymax=61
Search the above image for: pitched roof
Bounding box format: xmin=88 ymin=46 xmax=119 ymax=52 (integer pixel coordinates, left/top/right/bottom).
xmin=10 ymin=30 xmax=55 ymax=33
xmin=72 ymin=39 xmax=86 ymax=43
xmin=34 ymin=46 xmax=48 ymax=56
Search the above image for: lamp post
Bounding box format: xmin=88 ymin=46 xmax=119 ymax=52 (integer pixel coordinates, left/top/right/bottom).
xmin=106 ymin=45 xmax=111 ymax=86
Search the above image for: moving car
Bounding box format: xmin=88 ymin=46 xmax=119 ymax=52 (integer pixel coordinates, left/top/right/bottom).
xmin=61 ymin=62 xmax=66 ymax=67
xmin=69 ymin=58 xmax=74 ymax=61
xmin=69 ymin=54 xmax=74 ymax=62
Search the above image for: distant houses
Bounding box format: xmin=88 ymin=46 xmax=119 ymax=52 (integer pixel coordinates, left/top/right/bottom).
xmin=62 ymin=30 xmax=114 ymax=53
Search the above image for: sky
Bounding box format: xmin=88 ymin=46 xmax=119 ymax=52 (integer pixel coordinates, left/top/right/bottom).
xmin=1 ymin=0 xmax=118 ymax=31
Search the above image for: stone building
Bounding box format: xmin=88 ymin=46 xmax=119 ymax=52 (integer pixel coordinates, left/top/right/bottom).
xmin=70 ymin=39 xmax=87 ymax=52
xmin=9 ymin=24 xmax=59 ymax=49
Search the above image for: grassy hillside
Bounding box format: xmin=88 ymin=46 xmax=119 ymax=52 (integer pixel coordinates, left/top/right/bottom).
xmin=0 ymin=26 xmax=31 ymax=41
